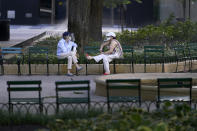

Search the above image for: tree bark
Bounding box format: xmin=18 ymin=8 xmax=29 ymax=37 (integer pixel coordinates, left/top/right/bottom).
xmin=89 ymin=0 xmax=103 ymax=42
xmin=68 ymin=0 xmax=91 ymax=53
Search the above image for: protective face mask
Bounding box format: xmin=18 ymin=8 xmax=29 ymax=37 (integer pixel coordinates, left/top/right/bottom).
xmin=105 ymin=37 xmax=111 ymax=41
xmin=68 ymin=36 xmax=72 ymax=41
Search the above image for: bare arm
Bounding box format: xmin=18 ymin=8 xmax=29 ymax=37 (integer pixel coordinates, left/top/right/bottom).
xmin=102 ymin=41 xmax=117 ymax=55
xmin=99 ymin=41 xmax=110 ymax=52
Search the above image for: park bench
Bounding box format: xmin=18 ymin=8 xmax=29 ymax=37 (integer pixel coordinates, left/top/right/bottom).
xmin=28 ymin=47 xmax=49 ymax=75
xmin=106 ymin=79 xmax=141 ymax=112
xmin=187 ymin=43 xmax=197 ymax=72
xmin=157 ymin=78 xmax=192 ymax=108
xmin=144 ymin=45 xmax=165 ymax=73
xmin=172 ymin=45 xmax=189 ymax=72
xmin=7 ymin=80 xmax=43 ymax=113
xmin=55 ymin=80 xmax=90 ymax=113
xmin=113 ymin=45 xmax=135 ymax=73
xmin=0 ymin=47 xmax=23 ymax=75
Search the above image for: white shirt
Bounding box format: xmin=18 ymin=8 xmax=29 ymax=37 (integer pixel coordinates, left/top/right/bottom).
xmin=56 ymin=38 xmax=78 ymax=56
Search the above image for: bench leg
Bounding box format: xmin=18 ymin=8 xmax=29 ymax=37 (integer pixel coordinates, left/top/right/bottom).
xmin=132 ymin=60 xmax=134 ymax=73
xmin=56 ymin=103 xmax=59 ymax=114
xmin=162 ymin=61 xmax=164 ymax=73
xmin=17 ymin=61 xmax=21 ymax=75
xmin=47 ymin=62 xmax=49 ymax=75
xmin=113 ymin=60 xmax=116 ymax=74
xmin=176 ymin=60 xmax=179 ymax=72
xmin=58 ymin=63 xmax=60 ymax=75
xmin=28 ymin=62 xmax=31 ymax=75
xmin=1 ymin=64 xmax=4 ymax=75
xmin=39 ymin=103 xmax=43 ymax=113
xmin=9 ymin=103 xmax=13 ymax=113
xmin=144 ymin=60 xmax=146 ymax=73
xmin=86 ymin=61 xmax=88 ymax=75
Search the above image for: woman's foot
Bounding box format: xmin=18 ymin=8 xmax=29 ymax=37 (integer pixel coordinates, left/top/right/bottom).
xmin=77 ymin=66 xmax=83 ymax=72
xmin=86 ymin=53 xmax=93 ymax=60
xmin=66 ymin=72 xmax=74 ymax=76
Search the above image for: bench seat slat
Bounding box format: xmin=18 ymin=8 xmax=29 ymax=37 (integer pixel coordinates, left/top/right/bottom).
xmin=109 ymin=96 xmax=139 ymax=102
xmin=56 ymin=80 xmax=89 ymax=85
xmin=7 ymin=81 xmax=41 ymax=85
xmin=58 ymin=97 xmax=88 ymax=103
xmin=8 ymin=87 xmax=41 ymax=91
xmin=108 ymin=85 xmax=139 ymax=89
xmin=159 ymin=84 xmax=191 ymax=88
xmin=10 ymin=98 xmax=41 ymax=103
xmin=57 ymin=87 xmax=89 ymax=91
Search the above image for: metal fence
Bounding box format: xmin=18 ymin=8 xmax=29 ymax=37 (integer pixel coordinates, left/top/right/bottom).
xmin=1 ymin=101 xmax=197 ymax=115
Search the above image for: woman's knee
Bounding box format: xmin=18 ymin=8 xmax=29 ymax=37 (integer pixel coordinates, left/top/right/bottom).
xmin=68 ymin=56 xmax=72 ymax=60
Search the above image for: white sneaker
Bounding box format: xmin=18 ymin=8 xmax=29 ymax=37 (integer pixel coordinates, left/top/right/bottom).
xmin=77 ymin=66 xmax=83 ymax=72
xmin=66 ymin=73 xmax=74 ymax=76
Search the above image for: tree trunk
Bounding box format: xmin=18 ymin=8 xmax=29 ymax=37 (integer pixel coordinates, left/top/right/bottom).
xmin=183 ymin=0 xmax=186 ymax=20
xmin=68 ymin=0 xmax=91 ymax=53
xmin=89 ymin=0 xmax=103 ymax=42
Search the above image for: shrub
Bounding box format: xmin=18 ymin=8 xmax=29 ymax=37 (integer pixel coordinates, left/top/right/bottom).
xmin=48 ymin=102 xmax=197 ymax=131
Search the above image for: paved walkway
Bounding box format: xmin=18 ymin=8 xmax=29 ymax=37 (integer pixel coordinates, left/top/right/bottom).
xmin=1 ymin=73 xmax=197 ymax=104
xmin=0 ymin=75 xmax=106 ymax=103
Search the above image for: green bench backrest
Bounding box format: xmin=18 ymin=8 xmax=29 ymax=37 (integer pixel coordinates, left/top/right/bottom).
xmin=56 ymin=80 xmax=90 ymax=101
xmin=106 ymin=79 xmax=141 ymax=100
xmin=144 ymin=45 xmax=164 ymax=54
xmin=157 ymin=78 xmax=192 ymax=102
xmin=158 ymin=78 xmax=192 ymax=88
xmin=187 ymin=43 xmax=197 ymax=55
xmin=1 ymin=47 xmax=23 ymax=57
xmin=172 ymin=45 xmax=186 ymax=57
xmin=56 ymin=80 xmax=90 ymax=91
xmin=122 ymin=45 xmax=134 ymax=53
xmin=29 ymin=47 xmax=49 ymax=54
xmin=84 ymin=46 xmax=99 ymax=54
xmin=7 ymin=81 xmax=42 ymax=91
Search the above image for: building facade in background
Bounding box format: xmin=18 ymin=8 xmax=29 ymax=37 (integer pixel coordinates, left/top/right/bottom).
xmin=3 ymin=0 xmax=190 ymax=27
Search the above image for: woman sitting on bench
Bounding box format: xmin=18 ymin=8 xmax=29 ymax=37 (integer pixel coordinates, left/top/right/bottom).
xmin=57 ymin=32 xmax=83 ymax=76
xmin=86 ymin=32 xmax=123 ymax=75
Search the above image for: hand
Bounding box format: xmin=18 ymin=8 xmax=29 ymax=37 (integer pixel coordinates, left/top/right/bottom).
xmin=99 ymin=49 xmax=102 ymax=53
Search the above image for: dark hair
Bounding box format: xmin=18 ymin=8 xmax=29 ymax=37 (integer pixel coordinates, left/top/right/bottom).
xmin=63 ymin=32 xmax=70 ymax=37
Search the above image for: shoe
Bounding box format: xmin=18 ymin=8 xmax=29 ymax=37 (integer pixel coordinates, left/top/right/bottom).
xmin=103 ymin=73 xmax=110 ymax=75
xmin=66 ymin=73 xmax=74 ymax=76
xmin=77 ymin=66 xmax=83 ymax=72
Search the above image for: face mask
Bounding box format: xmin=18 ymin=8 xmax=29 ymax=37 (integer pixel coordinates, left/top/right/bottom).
xmin=105 ymin=36 xmax=111 ymax=41
xmin=67 ymin=36 xmax=71 ymax=41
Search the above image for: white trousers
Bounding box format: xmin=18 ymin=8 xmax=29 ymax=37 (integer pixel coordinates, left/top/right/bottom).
xmin=57 ymin=52 xmax=78 ymax=69
xmin=93 ymin=53 xmax=119 ymax=73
